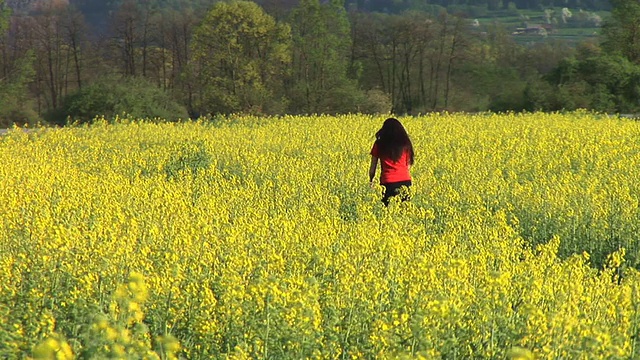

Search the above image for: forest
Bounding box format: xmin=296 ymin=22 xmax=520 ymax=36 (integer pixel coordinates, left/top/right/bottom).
xmin=0 ymin=0 xmax=638 ymax=125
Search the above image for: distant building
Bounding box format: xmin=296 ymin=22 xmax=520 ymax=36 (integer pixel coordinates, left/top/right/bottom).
xmin=512 ymin=24 xmax=553 ymax=36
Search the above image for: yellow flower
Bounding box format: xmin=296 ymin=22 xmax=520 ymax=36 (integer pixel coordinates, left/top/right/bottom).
xmin=32 ymin=334 xmax=74 ymax=360
xmin=157 ymin=334 xmax=181 ymax=354
xmin=4 ymin=113 xmax=640 ymax=358
xmin=506 ymin=347 xmax=535 ymax=360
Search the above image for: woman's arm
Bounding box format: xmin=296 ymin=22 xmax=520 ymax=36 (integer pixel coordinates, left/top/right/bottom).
xmin=369 ymin=156 xmax=378 ymax=183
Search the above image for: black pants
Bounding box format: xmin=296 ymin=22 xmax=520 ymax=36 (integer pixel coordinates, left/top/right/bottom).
xmin=381 ymin=180 xmax=412 ymax=206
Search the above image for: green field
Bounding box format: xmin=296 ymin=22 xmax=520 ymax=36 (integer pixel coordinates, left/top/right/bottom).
xmin=473 ymin=7 xmax=606 ymax=44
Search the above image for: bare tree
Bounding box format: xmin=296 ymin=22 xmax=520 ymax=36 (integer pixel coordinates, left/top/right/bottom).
xmin=30 ymin=1 xmax=67 ymax=110
xmin=111 ymin=0 xmax=140 ymax=76
xmin=428 ymin=12 xmax=472 ymax=111
xmin=158 ymin=7 xmax=200 ymax=114
xmin=351 ymin=11 xmax=441 ymax=114
xmin=60 ymin=5 xmax=87 ymax=90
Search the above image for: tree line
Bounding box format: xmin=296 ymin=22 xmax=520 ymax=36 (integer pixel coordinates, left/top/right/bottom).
xmin=0 ymin=0 xmax=638 ymax=126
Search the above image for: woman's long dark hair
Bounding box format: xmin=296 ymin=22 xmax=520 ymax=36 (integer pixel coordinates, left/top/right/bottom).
xmin=375 ymin=117 xmax=415 ymax=164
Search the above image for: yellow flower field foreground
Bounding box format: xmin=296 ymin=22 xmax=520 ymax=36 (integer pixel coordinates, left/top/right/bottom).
xmin=1 ymin=112 xmax=639 ymax=359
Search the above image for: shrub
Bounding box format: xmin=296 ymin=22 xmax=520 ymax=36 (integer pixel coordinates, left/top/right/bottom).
xmin=48 ymin=76 xmax=189 ymax=125
xmin=358 ymin=89 xmax=392 ymax=114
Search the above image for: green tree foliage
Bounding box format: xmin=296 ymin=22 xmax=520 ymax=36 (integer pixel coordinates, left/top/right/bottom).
xmin=49 ymin=76 xmax=189 ymax=124
xmin=0 ymin=51 xmax=38 ymax=127
xmin=0 ymin=0 xmax=8 ymax=33
xmin=288 ymin=0 xmax=363 ymax=114
xmin=543 ymin=53 xmax=640 ymax=113
xmin=191 ymin=1 xmax=291 ymax=115
xmin=601 ymin=0 xmax=640 ymax=65
xmin=0 ymin=3 xmax=40 ymax=126
xmin=454 ymin=23 xmax=528 ymax=112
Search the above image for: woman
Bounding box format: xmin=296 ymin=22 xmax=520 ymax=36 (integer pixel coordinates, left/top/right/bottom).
xmin=368 ymin=117 xmax=415 ymax=206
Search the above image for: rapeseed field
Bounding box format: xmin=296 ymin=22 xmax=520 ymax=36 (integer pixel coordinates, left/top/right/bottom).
xmin=1 ymin=112 xmax=639 ymax=359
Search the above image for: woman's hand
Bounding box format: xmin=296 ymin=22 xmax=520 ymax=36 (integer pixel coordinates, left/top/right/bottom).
xmin=369 ymin=156 xmax=378 ymax=186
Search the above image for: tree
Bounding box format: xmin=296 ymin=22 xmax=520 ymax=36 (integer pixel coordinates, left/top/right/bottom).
xmin=288 ymin=0 xmax=362 ymax=114
xmin=351 ymin=10 xmax=475 ymax=113
xmin=349 ymin=12 xmax=391 ymax=95
xmin=601 ymin=0 xmax=640 ymax=64
xmin=0 ymin=0 xmax=8 ymax=34
xmin=111 ymin=0 xmax=142 ymax=77
xmin=191 ymin=1 xmax=291 ymax=114
xmin=0 ymin=0 xmax=40 ymax=125
xmin=431 ymin=11 xmax=473 ymax=111
xmin=386 ymin=12 xmax=437 ymax=113
xmin=453 ymin=22 xmax=529 ymax=112
xmin=21 ymin=1 xmax=75 ymax=112
xmin=60 ymin=4 xmax=88 ymax=90
xmin=0 ymin=0 xmax=10 ymax=81
xmin=157 ymin=6 xmax=200 ymax=115
xmin=542 ymin=49 xmax=640 ymax=113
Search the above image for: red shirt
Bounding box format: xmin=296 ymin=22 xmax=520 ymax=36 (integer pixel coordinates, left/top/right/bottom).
xmin=370 ymin=142 xmax=412 ymax=184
